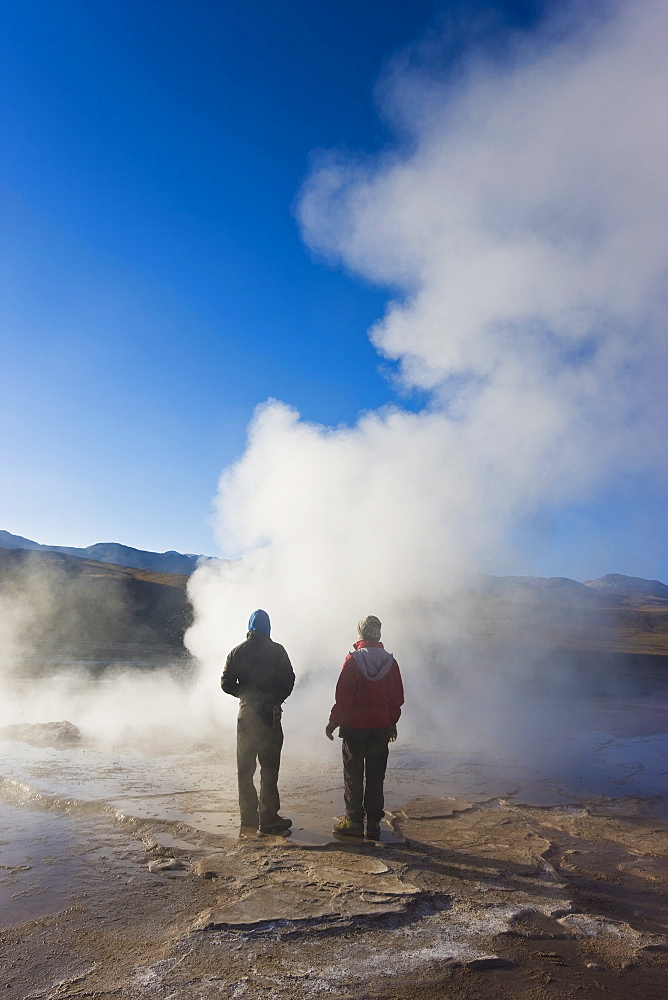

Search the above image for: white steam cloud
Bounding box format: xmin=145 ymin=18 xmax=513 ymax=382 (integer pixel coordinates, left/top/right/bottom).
xmin=186 ymin=1 xmax=666 ymax=741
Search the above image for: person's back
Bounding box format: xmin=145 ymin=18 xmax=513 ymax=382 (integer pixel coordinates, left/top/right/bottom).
xmin=326 ymin=615 xmax=404 ymax=839
xmin=222 ymin=628 xmax=294 ymax=715
xmin=328 ymin=641 xmax=403 ymax=731
xmin=221 ymin=610 xmax=295 ymax=834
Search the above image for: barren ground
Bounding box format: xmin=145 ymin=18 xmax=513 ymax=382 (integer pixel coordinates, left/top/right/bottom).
xmin=1 ymin=718 xmax=666 ymax=1000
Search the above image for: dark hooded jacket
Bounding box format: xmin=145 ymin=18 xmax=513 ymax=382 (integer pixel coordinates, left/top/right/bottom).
xmin=221 ymin=631 xmax=295 ymax=713
xmin=328 ymin=640 xmax=404 ymax=730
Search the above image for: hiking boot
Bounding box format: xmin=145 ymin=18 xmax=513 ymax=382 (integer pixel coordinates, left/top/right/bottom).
xmin=366 ymin=820 xmax=381 ymax=839
xmin=333 ymin=818 xmax=364 ymax=837
xmin=259 ymin=816 xmax=292 ymax=834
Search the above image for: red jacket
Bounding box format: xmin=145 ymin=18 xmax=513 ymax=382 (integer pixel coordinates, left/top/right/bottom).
xmin=328 ymin=640 xmax=404 ymax=730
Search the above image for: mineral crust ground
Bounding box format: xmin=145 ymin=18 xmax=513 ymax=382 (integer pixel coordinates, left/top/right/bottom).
xmin=1 ymin=714 xmax=667 ymax=999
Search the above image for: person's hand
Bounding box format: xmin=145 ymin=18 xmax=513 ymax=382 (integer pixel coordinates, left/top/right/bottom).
xmin=325 ymin=724 xmax=336 ymax=741
xmin=388 ymin=725 xmax=397 ymax=743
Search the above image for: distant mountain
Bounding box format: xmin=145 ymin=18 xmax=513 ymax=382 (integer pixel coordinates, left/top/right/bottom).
xmin=469 ymin=572 xmax=668 ymax=685
xmin=480 ymin=573 xmax=668 ymax=603
xmin=1 ymin=542 xmax=666 ymax=685
xmin=0 ymin=547 xmax=193 ymax=669
xmin=2 ymin=531 xmax=666 ymax=599
xmin=584 ymin=574 xmax=668 ymax=599
xmin=0 ymin=530 xmax=203 ymax=575
xmin=0 ymin=530 xmax=42 ymax=550
xmin=481 ymin=575 xmax=603 ymax=602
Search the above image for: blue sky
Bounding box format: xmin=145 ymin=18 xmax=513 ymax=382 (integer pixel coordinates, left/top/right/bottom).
xmin=1 ymin=0 xmax=666 ymax=580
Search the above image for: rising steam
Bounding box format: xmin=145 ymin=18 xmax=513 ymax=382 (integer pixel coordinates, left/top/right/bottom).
xmin=2 ymin=3 xmax=663 ymax=755
xmin=185 ymin=0 xmax=666 ymax=741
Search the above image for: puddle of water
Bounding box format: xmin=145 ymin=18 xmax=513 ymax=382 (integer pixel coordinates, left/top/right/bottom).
xmin=383 ymin=719 xmax=668 ymax=810
xmin=0 ymin=698 xmax=666 ymax=865
xmin=108 ymin=795 xmax=240 ymax=835
xmin=0 ymin=804 xmax=147 ymax=928
xmin=0 ymin=697 xmax=665 ymax=932
xmin=289 ymin=827 xmax=335 ymax=847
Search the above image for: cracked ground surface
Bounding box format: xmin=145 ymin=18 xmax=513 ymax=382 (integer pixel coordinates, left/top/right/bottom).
xmin=1 ymin=710 xmax=667 ymax=999
xmin=1 ymin=786 xmax=666 ymax=999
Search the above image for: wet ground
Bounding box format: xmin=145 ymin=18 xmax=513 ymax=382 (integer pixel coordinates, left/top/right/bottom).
xmin=0 ymin=699 xmax=666 ymax=999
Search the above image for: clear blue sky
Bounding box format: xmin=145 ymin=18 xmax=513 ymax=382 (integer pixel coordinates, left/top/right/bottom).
xmin=1 ymin=0 xmax=665 ymax=580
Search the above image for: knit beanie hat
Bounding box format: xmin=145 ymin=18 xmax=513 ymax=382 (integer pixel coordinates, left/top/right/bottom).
xmin=357 ymin=615 xmax=382 ymax=641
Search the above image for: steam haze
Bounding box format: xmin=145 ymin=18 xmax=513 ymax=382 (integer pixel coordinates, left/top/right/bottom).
xmin=2 ymin=13 xmax=667 ymax=989
xmin=186 ymin=0 xmax=667 ymax=746
xmin=0 ymin=553 xmax=195 ymax=743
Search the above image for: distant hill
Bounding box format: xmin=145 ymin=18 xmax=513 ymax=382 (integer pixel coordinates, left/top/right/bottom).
xmin=3 ymin=531 xmax=665 ymax=600
xmin=481 ymin=573 xmax=668 ymax=603
xmin=464 ymin=571 xmax=668 ymax=680
xmin=2 ymin=530 xmax=666 ymax=690
xmin=0 ymin=547 xmax=193 ymax=674
xmin=481 ymin=575 xmax=608 ymax=604
xmin=0 ymin=529 xmax=203 ymax=575
xmin=584 ymin=573 xmax=668 ymax=600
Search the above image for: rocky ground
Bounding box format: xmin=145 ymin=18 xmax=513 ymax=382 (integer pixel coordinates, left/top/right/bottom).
xmin=1 ymin=786 xmax=666 ymax=1000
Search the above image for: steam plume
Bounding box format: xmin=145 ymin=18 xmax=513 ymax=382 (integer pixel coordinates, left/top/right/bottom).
xmin=187 ymin=1 xmax=665 ymax=738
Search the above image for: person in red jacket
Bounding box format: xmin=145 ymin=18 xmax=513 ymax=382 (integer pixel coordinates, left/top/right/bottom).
xmin=326 ymin=615 xmax=404 ymax=839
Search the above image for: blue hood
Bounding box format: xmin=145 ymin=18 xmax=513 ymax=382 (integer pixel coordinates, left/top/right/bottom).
xmin=248 ymin=609 xmax=271 ymax=636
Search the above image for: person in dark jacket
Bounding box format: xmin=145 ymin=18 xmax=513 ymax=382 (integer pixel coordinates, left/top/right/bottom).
xmin=326 ymin=615 xmax=404 ymax=839
xmin=221 ymin=609 xmax=295 ymax=834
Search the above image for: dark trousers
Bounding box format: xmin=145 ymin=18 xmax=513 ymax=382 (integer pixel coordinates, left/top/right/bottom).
xmin=236 ymin=704 xmax=283 ymax=825
xmin=341 ymin=726 xmax=392 ymax=824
